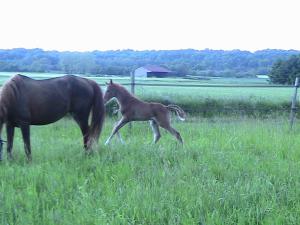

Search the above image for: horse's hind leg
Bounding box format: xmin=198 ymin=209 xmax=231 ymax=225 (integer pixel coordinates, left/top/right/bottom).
xmin=20 ymin=124 xmax=32 ymax=161
xmin=72 ymin=113 xmax=89 ymax=150
xmin=164 ymin=125 xmax=183 ymax=144
xmin=157 ymin=116 xmax=183 ymax=144
xmin=6 ymin=123 xmax=15 ymax=160
xmin=149 ymin=120 xmax=161 ymax=143
xmin=80 ymin=120 xmax=90 ymax=150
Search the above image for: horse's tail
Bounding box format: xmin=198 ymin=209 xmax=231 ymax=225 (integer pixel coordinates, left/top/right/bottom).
xmin=166 ymin=104 xmax=186 ymax=121
xmin=88 ymin=82 xmax=105 ymax=147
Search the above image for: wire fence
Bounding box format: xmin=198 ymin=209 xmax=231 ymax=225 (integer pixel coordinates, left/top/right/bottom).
xmin=102 ymin=77 xmax=300 ymax=123
xmin=115 ymin=82 xmax=293 ymax=88
xmin=0 ymin=73 xmax=298 ymax=120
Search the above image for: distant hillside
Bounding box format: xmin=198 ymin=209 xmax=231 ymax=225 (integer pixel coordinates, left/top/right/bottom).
xmin=0 ymin=48 xmax=299 ymax=77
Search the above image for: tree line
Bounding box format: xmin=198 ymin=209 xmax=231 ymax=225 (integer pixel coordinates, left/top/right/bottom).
xmin=0 ymin=48 xmax=299 ymax=78
xmin=269 ymin=55 xmax=300 ymax=84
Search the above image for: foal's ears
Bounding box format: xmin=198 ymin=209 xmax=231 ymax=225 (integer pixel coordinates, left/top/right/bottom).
xmin=106 ymin=79 xmax=113 ymax=86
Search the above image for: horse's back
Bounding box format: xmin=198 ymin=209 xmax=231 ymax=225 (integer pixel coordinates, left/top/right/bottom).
xmin=11 ymin=74 xmax=95 ymax=101
xmin=2 ymin=74 xmax=100 ymax=125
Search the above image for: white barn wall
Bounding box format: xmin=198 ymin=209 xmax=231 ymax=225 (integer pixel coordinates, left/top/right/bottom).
xmin=134 ymin=67 xmax=149 ymax=78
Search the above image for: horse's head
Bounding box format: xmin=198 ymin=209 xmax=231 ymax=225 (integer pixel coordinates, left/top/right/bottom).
xmin=104 ymin=79 xmax=117 ymax=104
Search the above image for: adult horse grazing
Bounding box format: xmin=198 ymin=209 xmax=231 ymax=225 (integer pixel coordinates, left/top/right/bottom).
xmin=103 ymin=80 xmax=186 ymax=145
xmin=0 ymin=74 xmax=105 ymax=161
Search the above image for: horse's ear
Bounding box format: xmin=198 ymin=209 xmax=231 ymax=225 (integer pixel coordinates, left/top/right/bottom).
xmin=110 ymin=79 xmax=113 ymax=84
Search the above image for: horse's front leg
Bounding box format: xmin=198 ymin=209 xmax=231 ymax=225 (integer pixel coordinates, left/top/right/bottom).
xmin=105 ymin=117 xmax=129 ymax=145
xmin=112 ymin=107 xmax=125 ymax=144
xmin=116 ymin=131 xmax=125 ymax=144
xmin=6 ymin=123 xmax=15 ymax=160
xmin=20 ymin=124 xmax=32 ymax=161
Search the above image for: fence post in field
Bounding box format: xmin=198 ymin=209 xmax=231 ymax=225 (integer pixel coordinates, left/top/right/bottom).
xmin=129 ymin=71 xmax=135 ymax=130
xmin=290 ymin=77 xmax=299 ymax=129
xmin=130 ymin=71 xmax=135 ymax=95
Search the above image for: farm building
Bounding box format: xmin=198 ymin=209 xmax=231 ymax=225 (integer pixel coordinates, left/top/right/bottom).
xmin=256 ymin=75 xmax=269 ymax=79
xmin=134 ymin=65 xmax=172 ymax=78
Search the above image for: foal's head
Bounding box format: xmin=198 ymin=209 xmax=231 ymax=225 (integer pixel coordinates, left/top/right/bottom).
xmin=104 ymin=79 xmax=133 ymax=105
xmin=104 ymin=79 xmax=119 ymax=104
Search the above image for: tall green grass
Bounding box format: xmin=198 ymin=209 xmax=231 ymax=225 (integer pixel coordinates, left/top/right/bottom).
xmin=1 ymin=117 xmax=300 ymax=224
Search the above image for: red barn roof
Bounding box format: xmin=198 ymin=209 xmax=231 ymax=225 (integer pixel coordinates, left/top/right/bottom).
xmin=142 ymin=65 xmax=172 ymax=73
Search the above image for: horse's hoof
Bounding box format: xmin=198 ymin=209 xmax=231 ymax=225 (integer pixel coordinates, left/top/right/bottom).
xmin=27 ymin=157 xmax=32 ymax=162
xmin=84 ymin=150 xmax=93 ymax=156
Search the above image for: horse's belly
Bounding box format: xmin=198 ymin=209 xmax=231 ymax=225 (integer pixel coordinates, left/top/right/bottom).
xmin=30 ymin=108 xmax=68 ymax=125
xmin=31 ymin=116 xmax=64 ymax=125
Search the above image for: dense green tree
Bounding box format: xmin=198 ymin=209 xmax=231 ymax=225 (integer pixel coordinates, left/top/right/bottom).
xmin=269 ymin=55 xmax=300 ymax=84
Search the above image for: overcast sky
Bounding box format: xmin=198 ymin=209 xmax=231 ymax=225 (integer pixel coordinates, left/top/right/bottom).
xmin=0 ymin=0 xmax=299 ymax=52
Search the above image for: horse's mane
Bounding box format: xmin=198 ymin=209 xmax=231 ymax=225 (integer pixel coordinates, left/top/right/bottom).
xmin=113 ymin=83 xmax=135 ymax=98
xmin=0 ymin=75 xmax=24 ymax=118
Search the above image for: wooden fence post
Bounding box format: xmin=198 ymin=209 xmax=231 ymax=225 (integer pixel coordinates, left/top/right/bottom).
xmin=131 ymin=71 xmax=135 ymax=95
xmin=129 ymin=71 xmax=135 ymax=130
xmin=290 ymin=77 xmax=299 ymax=129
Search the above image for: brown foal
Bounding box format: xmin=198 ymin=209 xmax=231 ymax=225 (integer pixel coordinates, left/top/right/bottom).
xmin=103 ymin=80 xmax=186 ymax=145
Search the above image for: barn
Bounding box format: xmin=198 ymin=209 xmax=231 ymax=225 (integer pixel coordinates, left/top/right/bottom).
xmin=134 ymin=65 xmax=172 ymax=78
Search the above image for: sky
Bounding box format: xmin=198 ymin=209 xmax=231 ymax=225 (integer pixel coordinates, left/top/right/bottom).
xmin=0 ymin=0 xmax=300 ymax=52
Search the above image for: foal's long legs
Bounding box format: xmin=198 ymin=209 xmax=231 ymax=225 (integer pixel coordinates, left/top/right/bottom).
xmin=112 ymin=107 xmax=125 ymax=144
xmin=6 ymin=123 xmax=15 ymax=160
xmin=20 ymin=124 xmax=32 ymax=161
xmin=150 ymin=120 xmax=161 ymax=143
xmin=105 ymin=117 xmax=129 ymax=145
xmin=156 ymin=116 xmax=183 ymax=144
xmin=116 ymin=131 xmax=125 ymax=144
xmin=166 ymin=126 xmax=183 ymax=144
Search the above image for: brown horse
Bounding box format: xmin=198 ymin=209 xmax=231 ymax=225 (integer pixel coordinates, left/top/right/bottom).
xmin=103 ymin=80 xmax=186 ymax=145
xmin=0 ymin=74 xmax=105 ymax=161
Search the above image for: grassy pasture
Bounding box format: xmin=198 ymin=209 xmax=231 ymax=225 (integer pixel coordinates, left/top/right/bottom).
xmin=0 ymin=72 xmax=271 ymax=85
xmin=1 ymin=117 xmax=300 ymax=224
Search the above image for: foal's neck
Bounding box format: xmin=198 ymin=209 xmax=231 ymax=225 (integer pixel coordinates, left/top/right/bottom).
xmin=115 ymin=86 xmax=135 ymax=108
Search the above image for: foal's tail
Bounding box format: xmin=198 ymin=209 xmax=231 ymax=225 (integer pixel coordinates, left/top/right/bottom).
xmin=166 ymin=104 xmax=186 ymax=121
xmin=88 ymin=82 xmax=105 ymax=147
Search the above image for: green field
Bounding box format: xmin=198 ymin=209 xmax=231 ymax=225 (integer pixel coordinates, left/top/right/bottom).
xmin=1 ymin=72 xmax=300 ymax=224
xmin=1 ymin=117 xmax=300 ymax=224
